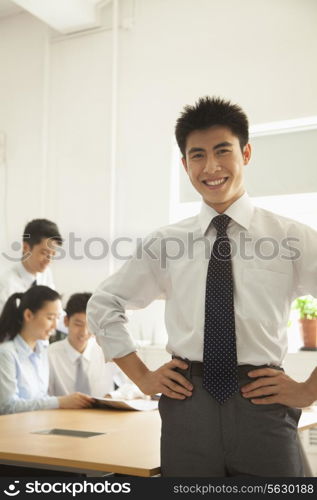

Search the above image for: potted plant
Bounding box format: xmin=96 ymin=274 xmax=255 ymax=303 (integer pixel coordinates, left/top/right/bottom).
xmin=293 ymin=295 xmax=317 ymax=350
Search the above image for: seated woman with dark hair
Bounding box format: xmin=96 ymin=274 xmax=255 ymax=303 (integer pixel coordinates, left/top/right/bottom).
xmin=0 ymin=285 xmax=93 ymax=414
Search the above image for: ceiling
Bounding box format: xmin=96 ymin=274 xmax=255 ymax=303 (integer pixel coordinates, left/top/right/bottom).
xmin=0 ymin=0 xmax=107 ymax=33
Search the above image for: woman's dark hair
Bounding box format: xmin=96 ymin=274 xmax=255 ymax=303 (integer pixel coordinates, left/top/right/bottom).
xmin=175 ymin=96 xmax=249 ymax=157
xmin=65 ymin=292 xmax=92 ymax=318
xmin=0 ymin=286 xmax=61 ymax=342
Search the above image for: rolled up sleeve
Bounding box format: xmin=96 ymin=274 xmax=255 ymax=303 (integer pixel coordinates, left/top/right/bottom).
xmin=87 ymin=233 xmax=168 ymax=361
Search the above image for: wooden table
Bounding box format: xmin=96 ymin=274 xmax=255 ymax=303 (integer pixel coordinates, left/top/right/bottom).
xmin=0 ymin=408 xmax=161 ymax=477
xmin=0 ymin=406 xmax=316 ymax=477
xmin=298 ymin=406 xmax=317 ymax=431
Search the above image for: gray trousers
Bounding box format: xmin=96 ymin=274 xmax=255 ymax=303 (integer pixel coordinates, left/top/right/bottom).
xmin=159 ymin=363 xmax=303 ymax=477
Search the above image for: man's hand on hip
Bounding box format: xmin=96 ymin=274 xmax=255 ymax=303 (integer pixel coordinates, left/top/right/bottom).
xmin=138 ymin=358 xmax=193 ymax=400
xmin=114 ymin=352 xmax=193 ymax=400
xmin=240 ymin=367 xmax=316 ymax=408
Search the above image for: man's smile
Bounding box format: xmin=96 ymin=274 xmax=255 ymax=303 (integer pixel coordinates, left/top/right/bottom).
xmin=202 ymin=177 xmax=229 ymax=189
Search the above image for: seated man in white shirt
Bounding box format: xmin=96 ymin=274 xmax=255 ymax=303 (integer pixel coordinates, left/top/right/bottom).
xmin=48 ymin=293 xmax=117 ymax=397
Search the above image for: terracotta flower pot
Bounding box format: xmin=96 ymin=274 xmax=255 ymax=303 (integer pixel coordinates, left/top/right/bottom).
xmin=299 ymin=318 xmax=317 ymax=349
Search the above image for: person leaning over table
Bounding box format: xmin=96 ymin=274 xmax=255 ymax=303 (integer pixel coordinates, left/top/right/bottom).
xmin=0 ymin=286 xmax=93 ymax=414
xmin=87 ymin=96 xmax=317 ymax=477
xmin=0 ymin=218 xmax=68 ymax=342
xmin=0 ymin=219 xmax=62 ymax=313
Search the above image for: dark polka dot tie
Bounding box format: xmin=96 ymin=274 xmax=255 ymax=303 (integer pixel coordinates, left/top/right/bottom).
xmin=203 ymin=214 xmax=238 ymax=404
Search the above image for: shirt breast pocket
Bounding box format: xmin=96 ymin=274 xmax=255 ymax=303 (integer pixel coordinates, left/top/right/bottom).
xmin=241 ymin=268 xmax=291 ymax=324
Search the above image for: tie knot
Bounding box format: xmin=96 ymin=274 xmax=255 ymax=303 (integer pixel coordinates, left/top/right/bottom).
xmin=212 ymin=214 xmax=231 ymax=235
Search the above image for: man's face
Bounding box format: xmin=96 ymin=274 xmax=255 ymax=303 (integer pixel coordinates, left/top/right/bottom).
xmin=182 ymin=126 xmax=251 ymax=213
xmin=65 ymin=312 xmax=92 ymax=354
xmin=23 ymin=238 xmax=58 ymax=274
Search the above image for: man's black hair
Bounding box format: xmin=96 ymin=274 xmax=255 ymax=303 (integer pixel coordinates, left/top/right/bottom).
xmin=65 ymin=293 xmax=92 ymax=318
xmin=23 ymin=219 xmax=63 ymax=248
xmin=175 ymin=96 xmax=249 ymax=156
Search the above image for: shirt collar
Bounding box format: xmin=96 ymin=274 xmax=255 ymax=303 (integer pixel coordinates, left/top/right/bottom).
xmin=16 ymin=261 xmax=36 ymax=288
xmin=14 ymin=334 xmax=45 ymax=359
xmin=65 ymin=336 xmax=95 ymax=363
xmin=198 ymin=192 xmax=254 ymax=235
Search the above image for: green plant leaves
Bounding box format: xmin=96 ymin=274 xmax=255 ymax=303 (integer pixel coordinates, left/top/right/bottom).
xmin=293 ymin=295 xmax=317 ymax=319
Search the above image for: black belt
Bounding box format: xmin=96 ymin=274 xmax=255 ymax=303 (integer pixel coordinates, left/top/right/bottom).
xmin=191 ymin=362 xmax=282 ymax=377
xmin=172 ymin=357 xmax=282 ymax=378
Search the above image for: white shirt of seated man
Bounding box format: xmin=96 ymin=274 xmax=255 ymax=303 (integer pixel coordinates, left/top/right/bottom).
xmin=48 ymin=310 xmax=122 ymax=398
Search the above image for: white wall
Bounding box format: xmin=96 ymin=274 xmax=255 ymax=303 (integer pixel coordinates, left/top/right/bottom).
xmin=0 ymin=0 xmax=317 ymax=329
xmin=0 ymin=11 xmax=113 ymax=299
xmin=116 ymin=0 xmax=317 ymax=235
xmin=47 ymin=29 xmax=113 ymax=294
xmin=0 ymin=12 xmax=48 ymax=263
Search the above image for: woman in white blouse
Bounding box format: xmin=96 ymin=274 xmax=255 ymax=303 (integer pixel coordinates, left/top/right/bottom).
xmin=0 ymin=285 xmax=93 ymax=414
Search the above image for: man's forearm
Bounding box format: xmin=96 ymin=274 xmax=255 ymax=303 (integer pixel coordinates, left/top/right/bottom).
xmin=113 ymin=352 xmax=151 ymax=388
xmin=306 ymin=367 xmax=317 ymax=404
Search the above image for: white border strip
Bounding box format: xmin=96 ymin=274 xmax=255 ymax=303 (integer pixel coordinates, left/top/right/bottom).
xmin=250 ymin=116 xmax=317 ymax=137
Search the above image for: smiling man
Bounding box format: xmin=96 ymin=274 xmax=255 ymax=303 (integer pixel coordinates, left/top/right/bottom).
xmin=48 ymin=293 xmax=116 ymax=398
xmin=88 ymin=97 xmax=317 ymax=477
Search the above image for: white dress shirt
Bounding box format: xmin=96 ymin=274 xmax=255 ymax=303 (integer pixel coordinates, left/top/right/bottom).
xmin=0 ymin=261 xmax=55 ymax=313
xmin=48 ymin=337 xmax=117 ymax=397
xmin=87 ymin=193 xmax=317 ymax=367
xmin=0 ymin=335 xmax=59 ymax=414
